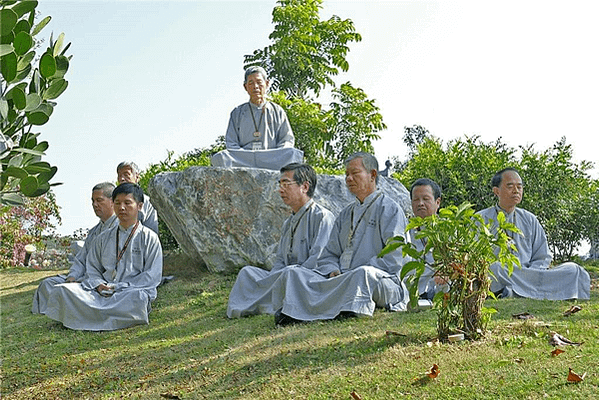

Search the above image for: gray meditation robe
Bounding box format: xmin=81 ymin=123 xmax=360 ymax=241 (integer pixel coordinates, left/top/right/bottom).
xmin=32 ymin=214 xmax=119 ymax=314
xmin=478 ymin=206 xmax=590 ymax=300
xmin=211 ymin=101 xmax=304 ymax=170
xmin=271 ymin=191 xmax=410 ymax=321
xmin=227 ymin=199 xmax=334 ymax=318
xmin=140 ymin=194 xmax=159 ymax=235
xmin=41 ymin=223 xmax=163 ymax=330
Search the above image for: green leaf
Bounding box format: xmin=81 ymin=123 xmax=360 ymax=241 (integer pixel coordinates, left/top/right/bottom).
xmin=3 ymin=165 xmax=28 ymax=179
xmin=0 ymin=43 xmax=14 ymax=56
xmin=13 ymin=19 xmax=31 ymax=35
xmin=29 ymin=68 xmax=41 ymax=93
xmin=1 ymin=51 xmax=17 ymax=81
xmin=37 ymin=165 xmax=57 ymax=184
xmin=43 ymin=78 xmax=68 ymax=100
xmin=7 ymin=85 xmax=26 ymax=109
xmin=53 ymin=55 xmax=69 ymax=78
xmin=0 ymin=97 xmax=8 ymax=119
xmin=31 ymin=15 xmax=51 ymax=36
xmin=31 ymin=180 xmax=50 ymax=197
xmin=13 ymin=31 xmax=32 ymax=55
xmin=13 ymin=62 xmax=30 ymax=81
xmin=1 ymin=31 xmax=14 ymax=44
xmin=0 ymin=8 xmax=18 ymax=36
xmin=32 ymin=141 xmax=49 ymax=153
xmin=19 ymin=175 xmax=39 ymax=196
xmin=16 ymin=49 xmax=35 ymax=70
xmin=23 ymin=93 xmax=41 ymax=111
xmin=26 ymin=110 xmax=50 ymax=125
xmin=9 ymin=0 xmax=38 ymax=18
xmin=39 ymin=52 xmax=56 ymax=78
xmin=24 ymin=160 xmax=50 ymax=173
xmin=53 ymin=32 xmax=65 ymax=57
xmin=0 ymin=192 xmax=24 ymax=206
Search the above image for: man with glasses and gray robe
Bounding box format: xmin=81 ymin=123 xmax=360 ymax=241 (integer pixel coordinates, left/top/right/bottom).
xmin=227 ymin=163 xmax=334 ymax=318
xmin=271 ymin=153 xmax=410 ymax=325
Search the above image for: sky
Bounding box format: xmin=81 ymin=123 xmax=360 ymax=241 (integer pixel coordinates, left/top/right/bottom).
xmin=34 ymin=0 xmax=599 ymax=236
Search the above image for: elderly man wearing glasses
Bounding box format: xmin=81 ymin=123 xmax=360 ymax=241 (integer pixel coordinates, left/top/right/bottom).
xmin=227 ymin=162 xmax=334 ymax=318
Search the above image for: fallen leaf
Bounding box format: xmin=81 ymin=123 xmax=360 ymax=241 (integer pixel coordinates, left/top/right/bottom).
xmin=350 ymin=391 xmax=363 ymax=400
xmin=426 ymin=363 xmax=440 ymax=379
xmin=548 ymin=331 xmax=582 ymax=347
xmin=567 ymin=368 xmax=586 ymax=383
xmin=551 ymin=348 xmax=565 ymax=357
xmin=563 ymin=305 xmax=582 ymax=317
xmin=512 ymin=312 xmax=535 ymax=320
xmin=385 ymin=330 xmax=406 ymax=337
xmin=160 ymin=393 xmax=181 ymax=399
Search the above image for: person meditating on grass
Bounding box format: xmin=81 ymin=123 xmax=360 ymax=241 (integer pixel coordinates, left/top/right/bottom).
xmin=227 ymin=163 xmax=334 ymax=318
xmin=32 ymin=182 xmax=119 ymax=315
xmin=478 ymin=167 xmax=590 ymax=300
xmin=38 ymin=183 xmax=163 ymax=331
xmin=270 ymin=152 xmax=410 ymax=325
xmin=211 ymin=66 xmax=304 ymax=170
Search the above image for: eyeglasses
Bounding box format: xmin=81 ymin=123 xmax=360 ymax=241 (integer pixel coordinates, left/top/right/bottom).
xmin=278 ymin=180 xmax=298 ymax=189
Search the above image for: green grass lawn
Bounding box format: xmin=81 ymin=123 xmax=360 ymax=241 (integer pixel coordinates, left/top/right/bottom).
xmin=2 ymin=254 xmax=598 ymax=399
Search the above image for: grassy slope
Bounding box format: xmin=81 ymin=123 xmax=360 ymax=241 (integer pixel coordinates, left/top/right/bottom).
xmin=2 ymin=256 xmax=598 ymax=400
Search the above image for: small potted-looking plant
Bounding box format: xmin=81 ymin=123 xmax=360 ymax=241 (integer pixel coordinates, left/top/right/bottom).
xmin=381 ymin=202 xmax=521 ymax=341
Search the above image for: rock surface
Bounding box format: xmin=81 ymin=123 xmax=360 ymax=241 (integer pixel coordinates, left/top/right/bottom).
xmin=148 ymin=166 xmax=411 ymax=274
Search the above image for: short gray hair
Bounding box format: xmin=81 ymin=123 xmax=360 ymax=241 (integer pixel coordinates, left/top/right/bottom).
xmin=116 ymin=161 xmax=140 ymax=175
xmin=92 ymin=182 xmax=116 ymax=199
xmin=344 ymin=152 xmax=379 ymax=184
xmin=244 ymin=66 xmax=268 ymax=83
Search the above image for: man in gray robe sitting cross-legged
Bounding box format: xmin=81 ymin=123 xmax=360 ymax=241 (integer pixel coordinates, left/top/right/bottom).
xmin=32 ymin=182 xmax=119 ymax=314
xmin=227 ymin=163 xmax=335 ymax=318
xmin=211 ymin=66 xmax=304 ymax=170
xmin=478 ymin=167 xmax=590 ymax=300
xmin=271 ymin=152 xmax=410 ymax=325
xmin=38 ymin=183 xmax=163 ymax=331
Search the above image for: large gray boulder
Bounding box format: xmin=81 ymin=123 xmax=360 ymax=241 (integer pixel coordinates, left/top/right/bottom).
xmin=148 ymin=166 xmax=411 ymax=274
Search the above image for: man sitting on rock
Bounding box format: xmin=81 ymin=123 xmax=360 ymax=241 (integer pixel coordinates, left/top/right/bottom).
xmin=478 ymin=167 xmax=590 ymax=300
xmin=227 ymin=163 xmax=335 ymax=318
xmin=117 ymin=161 xmax=159 ymax=235
xmin=270 ymin=152 xmax=410 ymax=325
xmin=32 ymin=182 xmax=119 ymax=314
xmin=39 ymin=183 xmax=163 ymax=331
xmin=211 ymin=66 xmax=304 ymax=170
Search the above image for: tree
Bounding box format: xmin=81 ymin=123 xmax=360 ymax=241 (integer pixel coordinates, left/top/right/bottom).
xmin=244 ymin=0 xmax=385 ymax=169
xmin=1 ymin=0 xmax=71 ymax=206
xmin=244 ymin=0 xmax=361 ymax=98
xmin=397 ymin=133 xmax=597 ymax=263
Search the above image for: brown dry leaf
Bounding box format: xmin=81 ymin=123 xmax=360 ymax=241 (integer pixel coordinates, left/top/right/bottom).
xmin=385 ymin=330 xmax=406 ymax=337
xmin=563 ymin=305 xmax=582 ymax=317
xmin=566 ymin=368 xmax=586 ymax=383
xmin=160 ymin=393 xmax=181 ymax=399
xmin=350 ymin=391 xmax=363 ymax=400
xmin=426 ymin=363 xmax=440 ymax=379
xmin=551 ymin=348 xmax=565 ymax=357
xmin=512 ymin=312 xmax=535 ymax=320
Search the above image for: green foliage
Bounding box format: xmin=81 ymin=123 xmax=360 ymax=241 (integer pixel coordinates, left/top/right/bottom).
xmin=0 ymin=191 xmax=62 ymax=268
xmin=382 ymin=203 xmax=521 ymax=340
xmin=518 ymin=138 xmax=595 ymax=261
xmin=396 ymin=135 xmax=514 ymax=211
xmin=396 ymin=133 xmax=597 ymax=262
xmin=245 ymin=0 xmax=361 ymax=98
xmin=270 ymin=84 xmax=385 ymax=169
xmin=1 ymin=0 xmax=71 ymax=205
xmin=245 ymin=0 xmax=383 ymax=170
